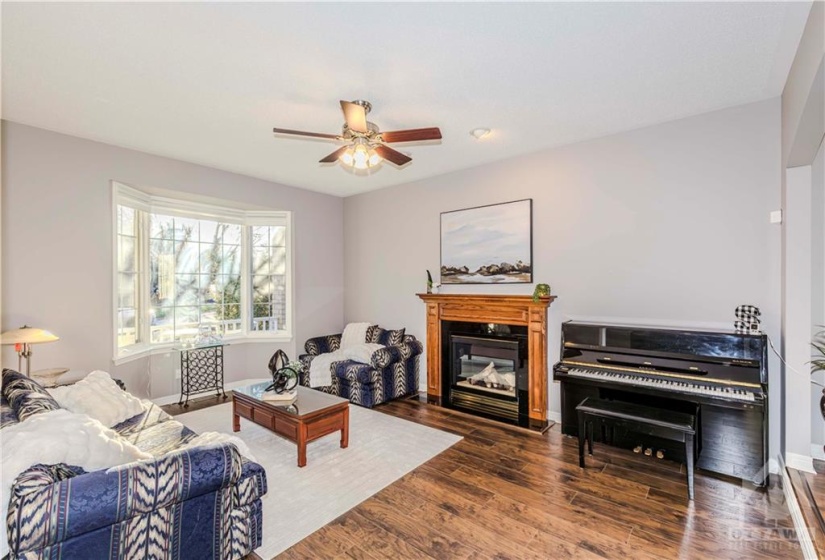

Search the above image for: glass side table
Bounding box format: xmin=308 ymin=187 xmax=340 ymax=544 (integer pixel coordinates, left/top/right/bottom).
xmin=175 ymin=343 xmax=228 ymax=407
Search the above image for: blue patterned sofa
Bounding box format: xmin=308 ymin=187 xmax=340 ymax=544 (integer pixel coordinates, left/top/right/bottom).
xmin=299 ymin=326 xmax=422 ymax=408
xmin=1 ymin=369 xmax=267 ymax=560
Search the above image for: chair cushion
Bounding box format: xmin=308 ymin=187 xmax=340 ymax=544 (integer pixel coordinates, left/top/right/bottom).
xmin=2 ymin=369 xmax=62 ymax=422
xmin=332 ymin=361 xmax=380 ymax=384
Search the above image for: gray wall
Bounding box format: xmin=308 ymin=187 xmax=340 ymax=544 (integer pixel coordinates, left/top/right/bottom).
xmin=344 ymin=99 xmax=782 ymax=457
xmin=781 ymin=0 xmax=825 ymax=463
xmin=1 ymin=121 xmax=345 ymax=398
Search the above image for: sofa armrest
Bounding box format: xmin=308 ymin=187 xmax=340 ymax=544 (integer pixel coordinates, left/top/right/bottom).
xmin=304 ymin=334 xmax=342 ymax=356
xmin=7 ymin=444 xmax=244 ymax=555
xmin=371 ymin=340 xmax=424 ymax=369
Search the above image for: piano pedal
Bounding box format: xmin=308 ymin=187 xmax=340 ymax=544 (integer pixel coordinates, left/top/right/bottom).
xmin=633 ymin=445 xmax=643 ymax=454
xmin=644 ymin=448 xmax=653 ymax=457
xmin=656 ymin=450 xmax=665 ymax=460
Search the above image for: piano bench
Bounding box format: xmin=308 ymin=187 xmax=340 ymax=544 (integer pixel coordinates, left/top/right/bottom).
xmin=575 ymin=397 xmax=697 ymax=500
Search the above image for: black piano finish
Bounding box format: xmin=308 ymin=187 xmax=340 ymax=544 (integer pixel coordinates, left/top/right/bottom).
xmin=554 ymin=322 xmax=768 ymax=485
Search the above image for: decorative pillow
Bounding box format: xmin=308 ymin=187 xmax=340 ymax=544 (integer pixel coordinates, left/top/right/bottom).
xmin=48 ymin=370 xmax=146 ymax=428
xmin=365 ymin=325 xmax=380 ymax=345
xmin=370 ymin=327 xmax=406 ymax=347
xmin=2 ymin=369 xmax=62 ymax=422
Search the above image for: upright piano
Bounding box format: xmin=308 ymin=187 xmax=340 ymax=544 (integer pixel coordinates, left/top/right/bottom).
xmin=554 ymin=322 xmax=768 ymax=485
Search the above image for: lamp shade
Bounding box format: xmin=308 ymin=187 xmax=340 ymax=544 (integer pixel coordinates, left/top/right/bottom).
xmin=1 ymin=326 xmax=59 ymax=345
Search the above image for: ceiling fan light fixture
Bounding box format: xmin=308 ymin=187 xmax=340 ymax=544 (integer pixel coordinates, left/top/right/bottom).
xmin=340 ymin=140 xmax=382 ymax=170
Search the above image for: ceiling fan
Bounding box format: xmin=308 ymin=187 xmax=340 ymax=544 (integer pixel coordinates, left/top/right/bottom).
xmin=273 ymin=100 xmax=442 ymax=170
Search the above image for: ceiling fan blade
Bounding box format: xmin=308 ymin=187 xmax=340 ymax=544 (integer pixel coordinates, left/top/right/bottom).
xmin=340 ymin=100 xmax=368 ymax=133
xmin=380 ymin=127 xmax=442 ymax=143
xmin=319 ymin=146 xmax=349 ymax=163
xmin=374 ymin=144 xmax=412 ymax=166
xmin=273 ymin=127 xmax=341 ymax=140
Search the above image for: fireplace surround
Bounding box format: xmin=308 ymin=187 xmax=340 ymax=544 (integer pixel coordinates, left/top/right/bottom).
xmin=417 ymin=293 xmax=555 ymax=431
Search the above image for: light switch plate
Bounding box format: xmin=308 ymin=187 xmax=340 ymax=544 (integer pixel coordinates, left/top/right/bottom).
xmin=770 ymin=210 xmax=782 ymax=224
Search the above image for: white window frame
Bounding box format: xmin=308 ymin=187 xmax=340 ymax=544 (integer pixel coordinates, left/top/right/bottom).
xmin=112 ymin=182 xmax=293 ymax=364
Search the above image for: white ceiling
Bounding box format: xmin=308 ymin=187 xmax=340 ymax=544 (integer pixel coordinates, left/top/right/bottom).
xmin=1 ymin=2 xmax=811 ymax=197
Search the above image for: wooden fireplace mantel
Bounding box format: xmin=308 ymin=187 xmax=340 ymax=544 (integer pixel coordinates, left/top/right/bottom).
xmin=417 ymin=293 xmax=556 ymax=429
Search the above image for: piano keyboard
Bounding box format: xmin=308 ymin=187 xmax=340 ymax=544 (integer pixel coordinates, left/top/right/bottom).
xmin=562 ymin=367 xmax=759 ymax=402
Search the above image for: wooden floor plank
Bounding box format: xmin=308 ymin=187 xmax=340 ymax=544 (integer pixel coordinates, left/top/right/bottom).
xmin=168 ymin=394 xmax=801 ymax=560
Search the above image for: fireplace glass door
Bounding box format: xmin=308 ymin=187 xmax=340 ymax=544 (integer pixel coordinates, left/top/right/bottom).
xmin=454 ymin=341 xmax=518 ymax=398
xmin=448 ymin=334 xmax=526 ymax=425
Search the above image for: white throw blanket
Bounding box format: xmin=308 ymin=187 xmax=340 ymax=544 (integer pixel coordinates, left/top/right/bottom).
xmin=308 ymin=343 xmax=384 ymax=387
xmin=0 ymin=410 xmax=152 ymax=557
xmin=178 ymin=431 xmax=257 ymax=463
xmin=340 ymin=322 xmax=371 ymax=350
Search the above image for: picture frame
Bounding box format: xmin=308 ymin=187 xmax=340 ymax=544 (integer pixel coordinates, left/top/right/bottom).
xmin=440 ymin=199 xmax=532 ymax=284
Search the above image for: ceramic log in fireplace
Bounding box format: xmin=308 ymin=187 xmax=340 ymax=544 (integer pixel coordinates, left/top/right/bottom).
xmin=417 ymin=293 xmax=555 ymax=431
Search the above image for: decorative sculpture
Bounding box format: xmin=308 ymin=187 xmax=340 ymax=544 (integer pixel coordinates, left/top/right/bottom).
xmin=734 ymin=305 xmax=761 ymax=334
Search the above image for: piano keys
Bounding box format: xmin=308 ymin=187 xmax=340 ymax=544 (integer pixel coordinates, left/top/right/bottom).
xmin=554 ymin=322 xmax=769 ymax=485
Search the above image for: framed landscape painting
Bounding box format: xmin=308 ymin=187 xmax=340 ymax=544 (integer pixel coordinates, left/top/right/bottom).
xmin=440 ymin=199 xmax=532 ymax=284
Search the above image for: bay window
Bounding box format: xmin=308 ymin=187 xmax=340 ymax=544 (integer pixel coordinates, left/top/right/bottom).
xmin=113 ymin=183 xmax=292 ymax=361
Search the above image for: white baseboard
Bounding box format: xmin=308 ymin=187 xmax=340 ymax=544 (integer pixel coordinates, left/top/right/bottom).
xmin=151 ymin=378 xmax=269 ymax=406
xmin=787 ymin=452 xmax=816 ymax=474
xmin=811 ymin=443 xmax=825 ymax=461
xmin=781 ymin=455 xmax=817 ymax=560
xmin=548 ymin=411 xmax=561 ymax=424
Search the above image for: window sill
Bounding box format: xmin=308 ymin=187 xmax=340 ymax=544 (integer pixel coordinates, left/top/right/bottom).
xmin=114 ymin=334 xmax=292 ymax=365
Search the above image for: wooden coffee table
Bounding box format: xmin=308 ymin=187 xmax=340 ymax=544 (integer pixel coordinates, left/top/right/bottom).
xmin=232 ymin=383 xmax=349 ymax=467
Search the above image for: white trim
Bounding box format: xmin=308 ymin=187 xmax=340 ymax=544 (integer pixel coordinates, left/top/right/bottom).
xmin=781 ymin=456 xmax=817 ymax=560
xmin=150 ymin=377 xmax=270 ymax=406
xmin=113 ymin=335 xmax=292 ymax=366
xmin=811 ymin=443 xmax=825 ymax=461
xmin=787 ymin=452 xmax=816 ymax=474
xmin=548 ymin=411 xmax=561 ymax=424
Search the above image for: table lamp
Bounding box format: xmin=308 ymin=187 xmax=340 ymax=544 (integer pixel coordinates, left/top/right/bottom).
xmin=1 ymin=325 xmax=59 ymax=375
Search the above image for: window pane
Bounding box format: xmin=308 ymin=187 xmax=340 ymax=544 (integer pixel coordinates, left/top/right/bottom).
xmin=175 ymin=306 xmax=199 ymax=340
xmin=150 ymin=214 xmax=174 ymax=240
xmin=118 ymin=309 xmax=137 ymax=347
xmin=271 ymin=247 xmax=286 ymax=275
xmin=116 ymin=205 xmax=140 ymax=348
xmin=119 ymin=236 xmax=136 ymax=272
xmin=119 ymin=207 xmax=135 ymax=236
xmin=175 ymin=240 xmax=198 ymax=274
xmin=175 ymin=274 xmax=198 ymax=305
xmin=150 ymin=240 xmax=174 ymax=306
xmin=252 ymin=275 xmax=272 ymax=303
xmin=150 ymin=308 xmax=174 ymax=343
xmin=251 ymin=226 xmax=269 ymax=247
xmin=175 ymin=217 xmax=199 ymax=242
xmin=222 ymin=245 xmax=241 ymax=276
xmin=200 ymin=242 xmax=220 ymax=275
xmin=118 ymin=273 xmax=136 ymax=308
xmin=224 ymin=276 xmax=241 ymax=305
xmin=252 ymin=247 xmax=269 ymax=275
xmin=270 ymin=226 xmax=286 ymax=247
xmin=223 ymin=224 xmax=242 ymax=245
xmin=200 ymin=220 xmax=219 ymax=243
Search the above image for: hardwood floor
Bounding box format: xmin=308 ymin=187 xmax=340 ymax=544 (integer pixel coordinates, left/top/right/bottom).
xmin=165 ymin=394 xmax=801 ymax=559
xmin=787 ymin=459 xmax=825 ymax=557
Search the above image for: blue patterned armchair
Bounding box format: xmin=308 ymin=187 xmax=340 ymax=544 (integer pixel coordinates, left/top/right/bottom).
xmin=299 ymin=327 xmax=422 ymax=408
xmin=1 ymin=369 xmax=267 ymax=560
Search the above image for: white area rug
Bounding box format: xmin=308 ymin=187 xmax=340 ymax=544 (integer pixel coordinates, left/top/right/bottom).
xmin=176 ymin=402 xmax=461 ymax=559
